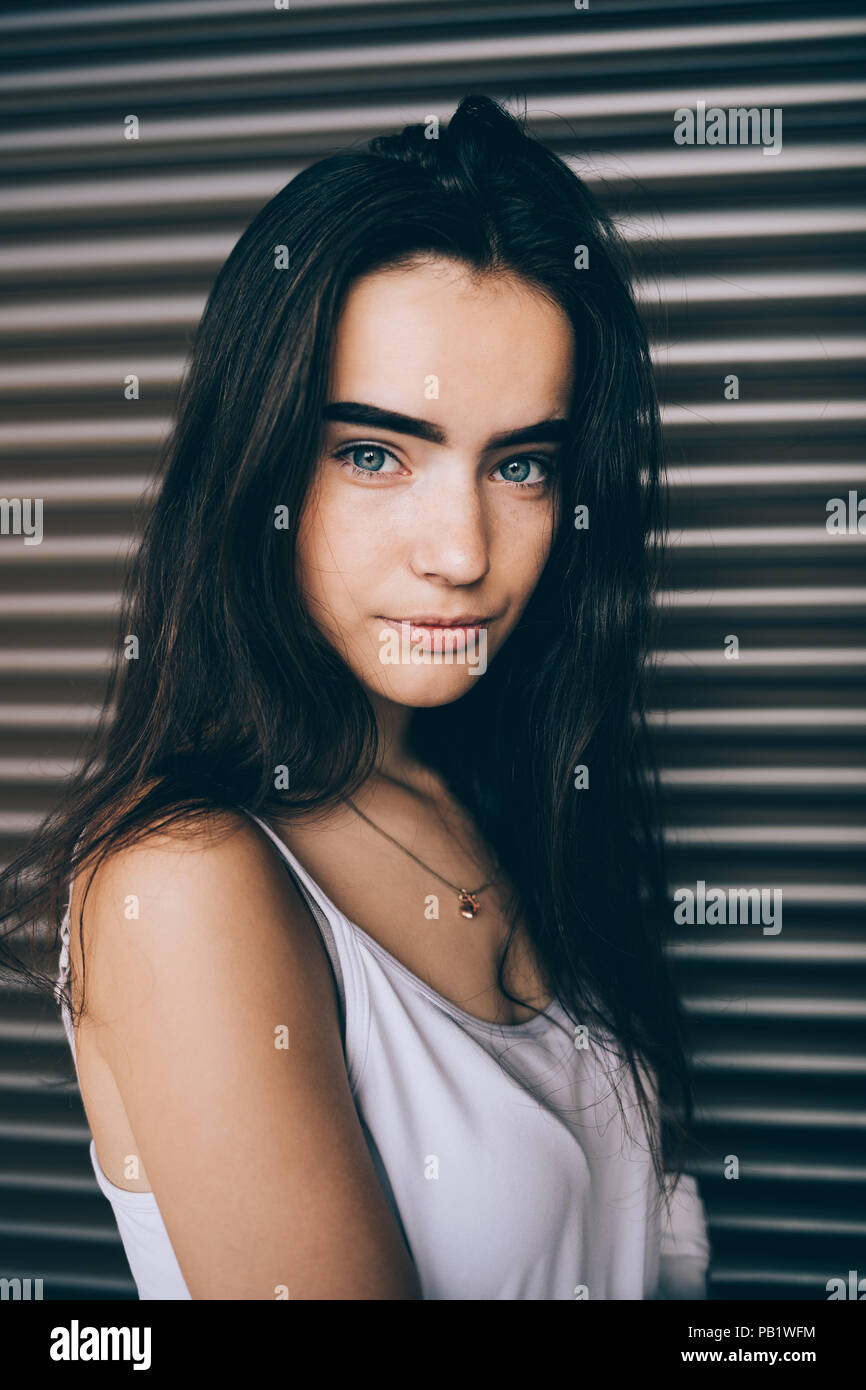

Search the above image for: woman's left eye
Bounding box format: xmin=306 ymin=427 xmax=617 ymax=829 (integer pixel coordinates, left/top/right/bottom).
xmin=333 ymin=443 xmax=402 ymax=478
xmin=493 ymin=456 xmax=556 ymax=489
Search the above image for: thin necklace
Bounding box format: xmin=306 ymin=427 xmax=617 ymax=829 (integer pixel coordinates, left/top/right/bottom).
xmin=341 ymin=794 xmax=501 ymax=920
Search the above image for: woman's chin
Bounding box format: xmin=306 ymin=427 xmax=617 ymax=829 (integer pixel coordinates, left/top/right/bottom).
xmin=365 ymin=667 xmax=487 ymax=707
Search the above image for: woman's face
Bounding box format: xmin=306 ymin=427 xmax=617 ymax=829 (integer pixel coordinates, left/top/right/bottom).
xmin=296 ymin=256 xmax=575 ymax=707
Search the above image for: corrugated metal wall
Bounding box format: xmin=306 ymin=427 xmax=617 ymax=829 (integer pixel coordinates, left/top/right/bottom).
xmin=1 ymin=0 xmax=864 ymax=1300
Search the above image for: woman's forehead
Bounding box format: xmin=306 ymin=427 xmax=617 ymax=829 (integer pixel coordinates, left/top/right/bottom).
xmin=329 ymin=261 xmax=575 ymax=430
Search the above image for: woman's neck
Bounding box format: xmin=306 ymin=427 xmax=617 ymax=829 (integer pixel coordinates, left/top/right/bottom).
xmin=366 ymin=691 xmax=436 ymax=795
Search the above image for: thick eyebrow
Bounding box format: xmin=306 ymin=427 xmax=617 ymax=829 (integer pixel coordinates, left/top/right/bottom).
xmin=323 ymin=401 xmax=569 ymax=450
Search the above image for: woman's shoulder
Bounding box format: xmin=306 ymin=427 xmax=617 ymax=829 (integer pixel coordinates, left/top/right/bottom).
xmin=67 ymin=796 xmax=340 ymax=1037
xmin=69 ymin=798 xmax=264 ymax=921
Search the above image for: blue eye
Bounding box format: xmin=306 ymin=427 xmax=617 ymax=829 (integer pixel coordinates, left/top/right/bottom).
xmin=339 ymin=447 xmax=397 ymax=475
xmin=334 ymin=443 xmax=400 ymax=476
xmin=494 ymin=456 xmax=555 ymax=489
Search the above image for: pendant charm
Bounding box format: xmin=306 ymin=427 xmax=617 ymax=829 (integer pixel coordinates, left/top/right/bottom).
xmin=458 ymin=891 xmax=480 ymax=919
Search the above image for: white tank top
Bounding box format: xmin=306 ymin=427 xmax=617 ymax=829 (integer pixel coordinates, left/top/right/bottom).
xmin=54 ymin=811 xmax=710 ymax=1300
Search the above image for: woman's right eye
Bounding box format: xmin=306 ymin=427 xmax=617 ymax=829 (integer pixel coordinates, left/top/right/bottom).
xmin=332 ymin=442 xmax=402 ymax=478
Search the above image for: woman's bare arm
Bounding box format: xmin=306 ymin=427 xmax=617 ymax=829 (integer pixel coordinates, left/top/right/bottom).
xmin=73 ymin=810 xmax=422 ymax=1299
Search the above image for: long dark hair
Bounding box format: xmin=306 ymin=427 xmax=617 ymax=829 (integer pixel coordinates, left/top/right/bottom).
xmin=1 ymin=94 xmax=694 ymax=1205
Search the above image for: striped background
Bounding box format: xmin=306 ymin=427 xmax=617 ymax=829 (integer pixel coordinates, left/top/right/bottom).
xmin=0 ymin=0 xmax=864 ymax=1300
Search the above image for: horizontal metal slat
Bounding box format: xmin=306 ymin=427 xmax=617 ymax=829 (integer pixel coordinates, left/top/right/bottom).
xmin=0 ymin=1168 xmax=97 ymax=1196
xmin=0 ymin=0 xmax=457 ymax=30
xmin=658 ymin=589 xmax=866 ymax=611
xmin=0 ymin=296 xmax=204 ymax=333
xmin=655 ymin=648 xmax=866 ymax=667
xmin=0 ymin=1215 xmax=123 ymax=1244
xmin=709 ymin=1263 xmax=843 ymax=1289
xmin=0 ymin=419 xmax=170 ymax=449
xmin=0 ymin=1251 xmax=134 ymax=1296
xmin=647 ymin=708 xmax=866 ymax=731
xmin=0 ymin=703 xmax=101 ymax=728
xmin=0 ymin=651 xmax=114 ymax=674
xmin=0 ymin=1018 xmax=65 ymax=1044
xmin=621 ymin=205 xmax=866 ymax=243
xmin=695 ymin=1102 xmax=866 ymax=1127
xmin=689 ymin=1155 xmax=866 ymax=1184
xmin=693 ymin=1050 xmax=866 ymax=1076
xmin=661 ymin=400 xmax=866 ymax=425
xmin=0 ymin=477 xmax=148 ymax=500
xmin=0 ymin=359 xmax=184 ymax=392
xmin=661 ymin=768 xmax=866 ymax=789
xmin=3 ymin=18 xmax=864 ymax=97
xmin=657 ymin=336 xmax=866 ymax=365
xmin=669 ymin=825 xmax=866 ymax=847
xmin=685 ymin=995 xmax=866 ymax=1021
xmin=0 ymin=1118 xmax=89 ymax=1143
xmin=0 ymin=1067 xmax=77 ymax=1093
xmin=3 ymin=146 xmax=866 ymax=228
xmin=664 ymin=465 xmax=866 ymax=490
xmin=3 ymin=81 xmax=865 ymax=157
xmin=0 ymin=594 xmax=121 ymax=618
xmin=670 ymin=939 xmax=866 ymax=963
xmin=709 ymin=1209 xmax=866 ymax=1238
xmin=0 ymin=542 xmax=131 ymax=568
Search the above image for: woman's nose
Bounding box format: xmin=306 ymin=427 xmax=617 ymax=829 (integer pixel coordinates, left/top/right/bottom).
xmin=405 ymin=474 xmax=491 ymax=586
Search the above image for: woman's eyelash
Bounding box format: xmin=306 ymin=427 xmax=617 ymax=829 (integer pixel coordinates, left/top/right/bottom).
xmin=495 ymin=456 xmax=559 ymax=489
xmin=331 ymin=442 xmax=558 ymax=488
xmin=331 ymin=443 xmax=402 ymax=479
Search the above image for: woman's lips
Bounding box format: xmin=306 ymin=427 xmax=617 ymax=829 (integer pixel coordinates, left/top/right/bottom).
xmin=377 ymin=616 xmax=488 ymax=652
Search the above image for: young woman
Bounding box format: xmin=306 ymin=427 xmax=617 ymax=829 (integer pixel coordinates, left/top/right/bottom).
xmin=1 ymin=95 xmax=710 ymax=1300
